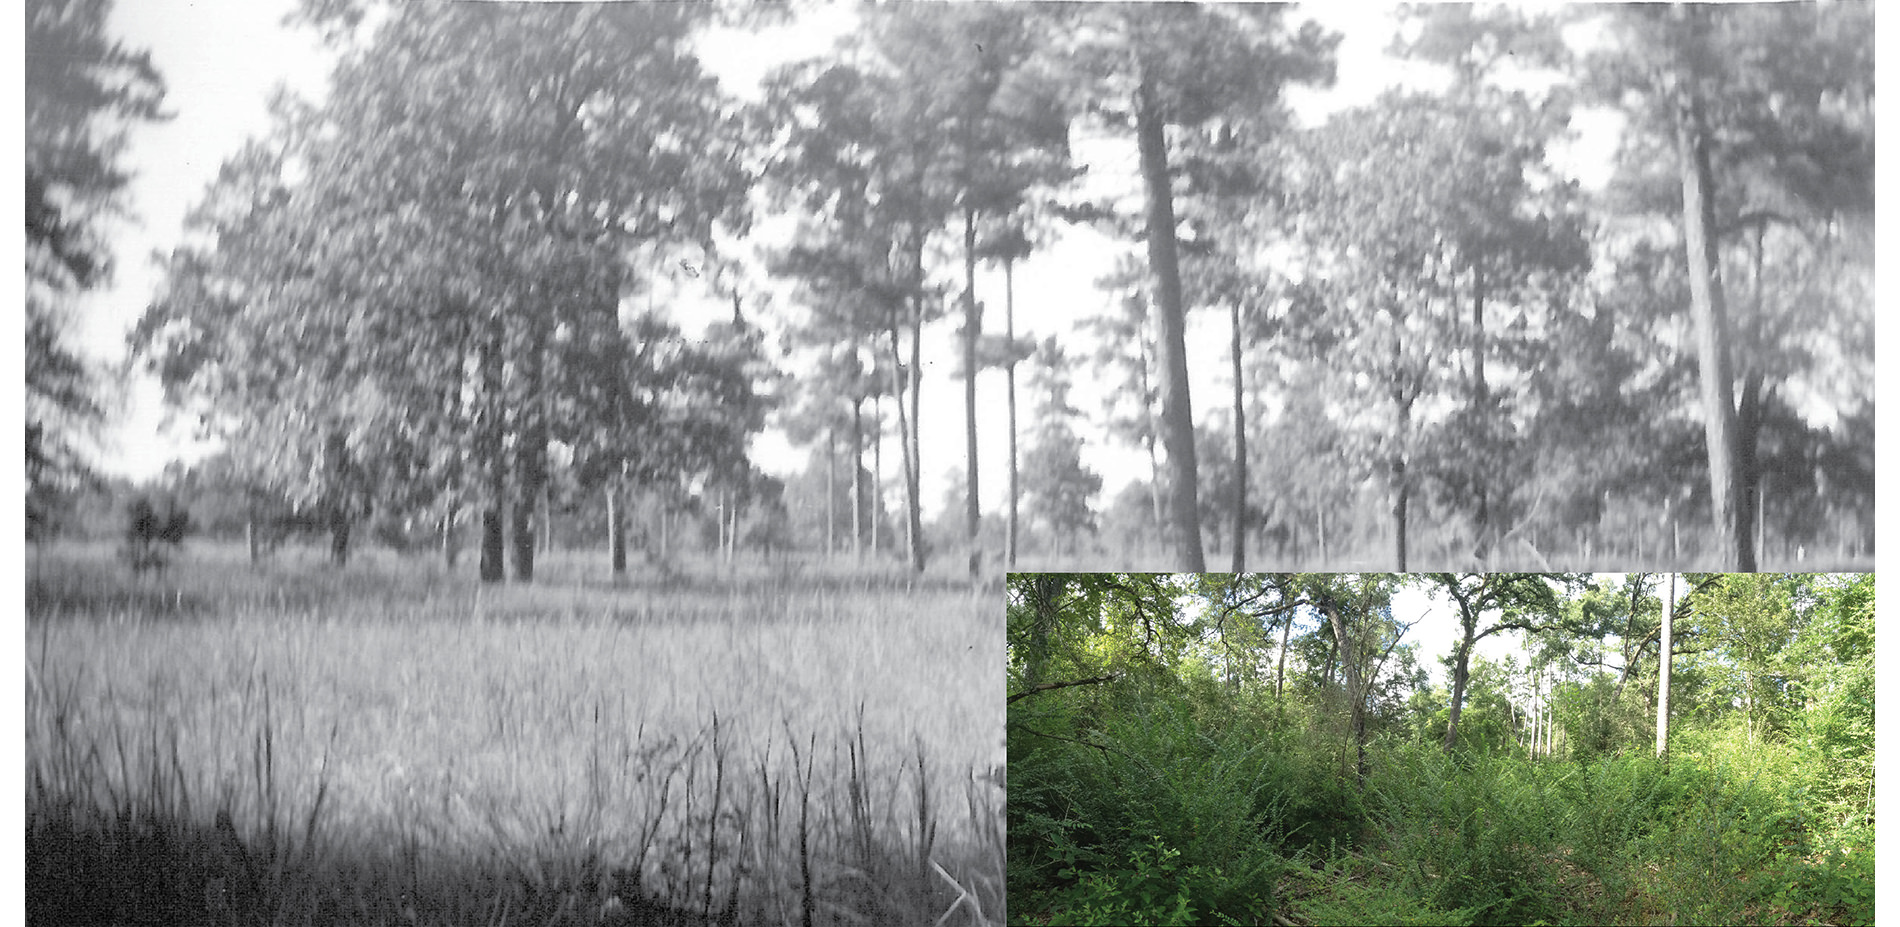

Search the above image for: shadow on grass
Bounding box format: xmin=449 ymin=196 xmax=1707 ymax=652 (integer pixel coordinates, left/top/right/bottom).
xmin=28 ymin=704 xmax=1003 ymax=927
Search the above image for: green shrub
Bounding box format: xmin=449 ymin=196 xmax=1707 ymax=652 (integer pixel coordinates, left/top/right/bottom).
xmin=1366 ymin=745 xmax=1554 ymax=926
xmin=1009 ymin=695 xmax=1293 ymax=924
xmin=1252 ymin=743 xmax=1366 ymax=853
xmin=1044 ymin=836 xmax=1278 ymax=927
xmin=1286 ymin=854 xmax=1477 ymax=927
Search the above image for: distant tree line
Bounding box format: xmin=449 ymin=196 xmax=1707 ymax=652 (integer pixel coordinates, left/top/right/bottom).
xmin=29 ymin=2 xmax=1872 ymax=575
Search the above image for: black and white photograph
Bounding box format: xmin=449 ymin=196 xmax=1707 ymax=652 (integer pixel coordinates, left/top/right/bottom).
xmin=23 ymin=0 xmax=1875 ymax=924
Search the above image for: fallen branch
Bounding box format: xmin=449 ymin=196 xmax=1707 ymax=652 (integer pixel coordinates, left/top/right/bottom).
xmin=1006 ymin=673 xmax=1120 ymax=704
xmin=931 ymin=858 xmax=986 ymax=927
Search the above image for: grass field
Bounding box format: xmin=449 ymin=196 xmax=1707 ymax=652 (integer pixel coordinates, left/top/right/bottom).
xmin=26 ymin=541 xmax=1004 ymax=926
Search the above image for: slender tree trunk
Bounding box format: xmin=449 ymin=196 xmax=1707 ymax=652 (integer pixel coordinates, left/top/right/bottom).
xmin=246 ymin=495 xmax=261 ymax=565
xmin=328 ymin=503 xmax=351 ymax=566
xmin=888 ymin=308 xmax=925 ymax=574
xmin=1005 ymin=257 xmax=1020 ymax=569
xmin=324 ymin=428 xmax=351 ymax=566
xmin=851 ymin=396 xmax=864 ymax=559
xmin=1133 ymin=69 xmax=1204 ymax=572
xmin=726 ymin=491 xmax=739 ymax=564
xmin=1471 ymin=260 xmax=1491 ymax=557
xmin=906 ymin=296 xmax=927 ymax=573
xmin=824 ymin=423 xmax=837 ymax=556
xmin=1445 ymin=640 xmax=1471 ymax=749
xmin=1138 ymin=325 xmax=1165 ymax=538
xmin=1392 ymin=426 xmax=1410 ymax=572
xmin=541 ymin=483 xmax=554 ymax=556
xmin=962 ymin=207 xmax=982 ymax=579
xmin=479 ymin=311 xmax=506 ymax=584
xmin=608 ymin=478 xmax=626 ymax=577
xmin=872 ymin=395 xmax=883 ymax=555
xmin=512 ymin=327 xmax=546 ymax=584
xmin=1670 ymin=15 xmax=1753 ymax=571
xmin=658 ymin=500 xmax=669 ymax=562
xmin=1321 ymin=600 xmax=1366 ymax=784
xmin=1736 ymin=225 xmax=1771 ymax=566
xmin=1230 ymin=297 xmax=1247 ymax=572
xmin=1275 ymin=614 xmax=1293 ymax=700
xmin=1657 ymin=572 xmax=1675 ymax=759
xmin=1530 ymin=663 xmax=1541 ymax=758
xmin=1318 ymin=508 xmax=1327 ymax=565
xmin=441 ymin=501 xmax=458 ymax=569
xmin=1145 ymin=433 xmax=1164 ymax=534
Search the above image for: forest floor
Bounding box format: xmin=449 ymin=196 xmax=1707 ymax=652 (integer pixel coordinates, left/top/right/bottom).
xmin=26 ymin=541 xmax=1004 ymax=926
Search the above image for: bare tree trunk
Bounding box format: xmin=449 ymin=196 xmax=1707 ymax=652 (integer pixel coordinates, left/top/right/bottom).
xmin=962 ymin=206 xmax=982 ymax=580
xmin=851 ymin=396 xmax=864 ymax=560
xmin=541 ymin=483 xmax=554 ymax=556
xmin=1392 ymin=441 xmax=1410 ymax=573
xmin=324 ymin=427 xmax=351 ymax=566
xmin=479 ymin=311 xmax=506 ymax=584
xmin=1134 ymin=68 xmax=1204 ymax=572
xmin=888 ymin=310 xmax=925 ymax=574
xmin=1656 ymin=572 xmax=1675 ymax=759
xmin=1318 ymin=508 xmax=1327 ymax=565
xmin=328 ymin=503 xmax=351 ymax=566
xmin=908 ymin=296 xmax=926 ymax=573
xmin=512 ymin=328 xmax=546 ymax=584
xmin=608 ymin=478 xmax=626 ymax=577
xmin=441 ymin=501 xmax=458 ymax=569
xmin=1005 ymin=257 xmax=1020 ymax=570
xmin=1230 ymin=296 xmax=1247 ymax=573
xmin=1275 ymin=613 xmax=1293 ymax=700
xmin=1471 ymin=260 xmax=1491 ymax=557
xmin=1445 ymin=639 xmax=1472 ymax=750
xmin=872 ymin=395 xmax=883 ymax=555
xmin=1671 ymin=10 xmax=1753 ymax=571
xmin=246 ymin=495 xmax=261 ymax=565
xmin=1321 ymin=599 xmax=1366 ymax=784
xmin=824 ymin=423 xmax=837 ymax=556
xmin=1530 ymin=663 xmax=1541 ymax=758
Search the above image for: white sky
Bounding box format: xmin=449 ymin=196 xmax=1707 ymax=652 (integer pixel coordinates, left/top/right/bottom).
xmin=63 ymin=1 xmax=1626 ymax=526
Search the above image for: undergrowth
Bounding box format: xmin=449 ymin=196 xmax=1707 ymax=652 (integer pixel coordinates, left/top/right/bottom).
xmin=1010 ymin=705 xmax=1875 ymax=927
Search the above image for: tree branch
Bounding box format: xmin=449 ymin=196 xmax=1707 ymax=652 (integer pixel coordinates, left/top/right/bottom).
xmin=1007 ymin=673 xmax=1121 ymax=704
xmin=1006 ymin=721 xmax=1133 ymax=759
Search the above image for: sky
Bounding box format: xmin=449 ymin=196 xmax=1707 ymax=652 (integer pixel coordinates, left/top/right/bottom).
xmin=67 ymin=1 xmax=1626 ymax=526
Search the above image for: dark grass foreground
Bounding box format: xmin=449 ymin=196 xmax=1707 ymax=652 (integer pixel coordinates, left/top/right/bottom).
xmin=28 ymin=699 xmax=1004 ymax=926
xmin=26 ymin=545 xmax=1004 ymax=926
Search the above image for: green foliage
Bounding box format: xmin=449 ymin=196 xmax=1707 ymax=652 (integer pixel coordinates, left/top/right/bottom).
xmin=1366 ymin=743 xmax=1556 ymax=926
xmin=1010 ymin=682 xmax=1311 ymax=924
xmin=1788 ymin=574 xmax=1874 ymax=831
xmin=1765 ymin=824 xmax=1874 ymax=927
xmin=1426 ymin=705 xmax=1514 ymax=754
xmin=1041 ymin=836 xmax=1274 ymax=927
xmin=1285 ymin=854 xmax=1478 ymax=927
xmin=1012 ymin=571 xmax=1874 ymax=926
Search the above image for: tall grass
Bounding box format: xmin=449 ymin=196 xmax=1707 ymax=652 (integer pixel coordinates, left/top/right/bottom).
xmin=27 ymin=542 xmax=1004 ymax=925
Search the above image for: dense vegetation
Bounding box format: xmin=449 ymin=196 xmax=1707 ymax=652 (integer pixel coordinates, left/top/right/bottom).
xmin=1006 ymin=573 xmax=1873 ymax=926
